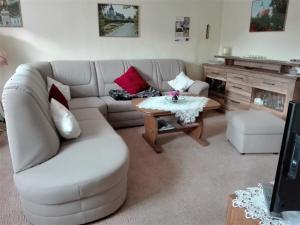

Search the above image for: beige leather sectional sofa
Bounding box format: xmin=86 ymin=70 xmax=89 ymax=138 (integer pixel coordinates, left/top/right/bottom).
xmin=2 ymin=59 xmax=209 ymax=225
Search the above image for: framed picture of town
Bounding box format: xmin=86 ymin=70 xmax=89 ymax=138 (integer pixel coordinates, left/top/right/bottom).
xmin=98 ymin=4 xmax=139 ymax=37
xmin=250 ymin=0 xmax=289 ymax=32
xmin=0 ymin=0 xmax=23 ymax=27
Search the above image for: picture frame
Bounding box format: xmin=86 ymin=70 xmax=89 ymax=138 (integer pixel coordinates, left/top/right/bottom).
xmin=0 ymin=0 xmax=23 ymax=27
xmin=250 ymin=0 xmax=289 ymax=32
xmin=175 ymin=17 xmax=190 ymax=42
xmin=98 ymin=3 xmax=139 ymax=37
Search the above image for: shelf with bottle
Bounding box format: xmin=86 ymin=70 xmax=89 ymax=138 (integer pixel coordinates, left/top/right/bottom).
xmin=252 ymin=88 xmax=285 ymax=112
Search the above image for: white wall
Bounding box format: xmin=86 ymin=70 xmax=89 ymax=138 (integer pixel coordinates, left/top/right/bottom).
xmin=219 ymin=0 xmax=300 ymax=60
xmin=0 ymin=0 xmax=223 ymax=90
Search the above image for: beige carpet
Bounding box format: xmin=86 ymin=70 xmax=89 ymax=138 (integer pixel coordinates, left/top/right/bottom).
xmin=0 ymin=111 xmax=279 ymax=225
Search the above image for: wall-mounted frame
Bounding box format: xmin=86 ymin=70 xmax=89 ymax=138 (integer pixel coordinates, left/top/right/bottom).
xmin=250 ymin=0 xmax=289 ymax=32
xmin=175 ymin=17 xmax=190 ymax=42
xmin=0 ymin=0 xmax=23 ymax=27
xmin=98 ymin=3 xmax=139 ymax=37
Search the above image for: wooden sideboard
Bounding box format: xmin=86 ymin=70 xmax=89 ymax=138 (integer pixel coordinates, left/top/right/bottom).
xmin=203 ymin=56 xmax=300 ymax=118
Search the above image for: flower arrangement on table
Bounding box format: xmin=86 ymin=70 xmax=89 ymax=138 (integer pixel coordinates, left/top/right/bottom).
xmin=167 ymin=90 xmax=180 ymax=103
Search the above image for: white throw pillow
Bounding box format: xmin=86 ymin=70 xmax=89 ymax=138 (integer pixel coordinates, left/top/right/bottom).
xmin=168 ymin=72 xmax=195 ymax=91
xmin=50 ymin=99 xmax=81 ymax=139
xmin=47 ymin=77 xmax=71 ymax=101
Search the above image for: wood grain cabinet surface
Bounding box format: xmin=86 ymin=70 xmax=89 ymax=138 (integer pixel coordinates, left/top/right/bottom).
xmin=203 ymin=58 xmax=300 ymax=118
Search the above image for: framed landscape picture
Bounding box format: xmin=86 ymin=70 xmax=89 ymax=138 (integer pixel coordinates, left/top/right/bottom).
xmin=0 ymin=0 xmax=23 ymax=27
xmin=250 ymin=0 xmax=289 ymax=32
xmin=98 ymin=4 xmax=139 ymax=37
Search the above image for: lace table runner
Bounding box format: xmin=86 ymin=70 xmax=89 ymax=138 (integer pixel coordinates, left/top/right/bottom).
xmin=233 ymin=184 xmax=300 ymax=225
xmin=138 ymin=96 xmax=209 ymax=124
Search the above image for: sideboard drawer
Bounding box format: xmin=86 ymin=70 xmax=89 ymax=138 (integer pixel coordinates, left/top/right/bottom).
xmin=226 ymin=92 xmax=251 ymax=103
xmin=225 ymin=98 xmax=250 ymax=111
xmin=249 ymin=77 xmax=288 ymax=94
xmin=226 ymin=82 xmax=252 ymax=98
xmin=234 ymin=60 xmax=281 ymax=72
xmin=204 ymin=67 xmax=226 ymax=81
xmin=227 ymin=73 xmax=250 ymax=86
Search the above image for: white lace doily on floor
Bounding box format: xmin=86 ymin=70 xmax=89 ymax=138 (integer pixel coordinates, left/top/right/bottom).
xmin=233 ymin=184 xmax=300 ymax=225
xmin=138 ymin=96 xmax=209 ymax=123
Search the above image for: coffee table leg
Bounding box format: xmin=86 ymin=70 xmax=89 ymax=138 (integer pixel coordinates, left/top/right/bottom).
xmin=142 ymin=115 xmax=162 ymax=153
xmin=187 ymin=113 xmax=209 ymax=146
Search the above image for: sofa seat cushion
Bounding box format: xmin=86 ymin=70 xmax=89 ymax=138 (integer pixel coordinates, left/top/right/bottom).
xmin=71 ymin=108 xmax=103 ymax=121
xmin=226 ymin=110 xmax=285 ymax=135
xmin=69 ymin=97 xmax=107 ymax=115
xmin=101 ymin=96 xmax=135 ymax=113
xmin=14 ymin=109 xmax=129 ymax=205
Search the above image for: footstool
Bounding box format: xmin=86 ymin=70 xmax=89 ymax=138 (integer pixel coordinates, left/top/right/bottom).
xmin=225 ymin=110 xmax=285 ymax=154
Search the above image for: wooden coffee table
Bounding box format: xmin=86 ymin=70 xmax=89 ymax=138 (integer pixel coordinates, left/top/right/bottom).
xmin=132 ymin=98 xmax=221 ymax=153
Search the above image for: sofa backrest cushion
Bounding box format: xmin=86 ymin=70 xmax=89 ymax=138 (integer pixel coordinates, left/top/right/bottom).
xmin=126 ymin=60 xmax=160 ymax=89
xmin=2 ymin=65 xmax=60 ymax=173
xmin=26 ymin=61 xmax=53 ymax=81
xmin=155 ymin=59 xmax=186 ymax=91
xmin=50 ymin=61 xmax=98 ymax=98
xmin=94 ymin=60 xmax=124 ymax=96
xmin=95 ymin=59 xmax=185 ymax=96
xmin=95 ymin=60 xmax=158 ymax=96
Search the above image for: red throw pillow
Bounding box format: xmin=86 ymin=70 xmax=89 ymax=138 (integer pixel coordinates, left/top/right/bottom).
xmin=49 ymin=84 xmax=69 ymax=109
xmin=114 ymin=67 xmax=149 ymax=94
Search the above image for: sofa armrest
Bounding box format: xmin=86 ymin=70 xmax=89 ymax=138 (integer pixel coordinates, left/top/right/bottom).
xmin=187 ymin=80 xmax=209 ymax=97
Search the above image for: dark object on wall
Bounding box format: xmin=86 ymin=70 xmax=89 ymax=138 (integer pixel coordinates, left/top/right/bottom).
xmin=269 ymin=101 xmax=300 ymax=213
xmin=0 ymin=0 xmax=23 ymax=27
xmin=98 ymin=3 xmax=139 ymax=37
xmin=250 ymin=0 xmax=289 ymax=32
xmin=206 ymin=24 xmax=210 ymax=39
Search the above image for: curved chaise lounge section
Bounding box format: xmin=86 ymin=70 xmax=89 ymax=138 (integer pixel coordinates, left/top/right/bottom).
xmin=15 ymin=111 xmax=129 ymax=225
xmin=2 ymin=65 xmax=129 ymax=225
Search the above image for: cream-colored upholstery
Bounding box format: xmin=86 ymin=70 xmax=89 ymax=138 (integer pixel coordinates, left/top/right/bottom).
xmin=14 ymin=109 xmax=128 ymax=205
xmin=94 ymin=59 xmax=208 ymax=127
xmin=3 ymin=69 xmax=129 ymax=225
xmin=3 ymin=66 xmax=60 ymax=173
xmin=51 ymin=61 xmax=99 ymax=98
xmin=226 ymin=110 xmax=285 ymax=154
xmin=69 ymin=97 xmax=107 ymax=115
xmin=101 ymin=96 xmax=136 ymax=113
xmin=3 ymin=59 xmax=208 ymax=225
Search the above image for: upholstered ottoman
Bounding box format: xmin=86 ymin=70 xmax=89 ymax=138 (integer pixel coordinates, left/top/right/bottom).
xmin=226 ymin=110 xmax=285 ymax=154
